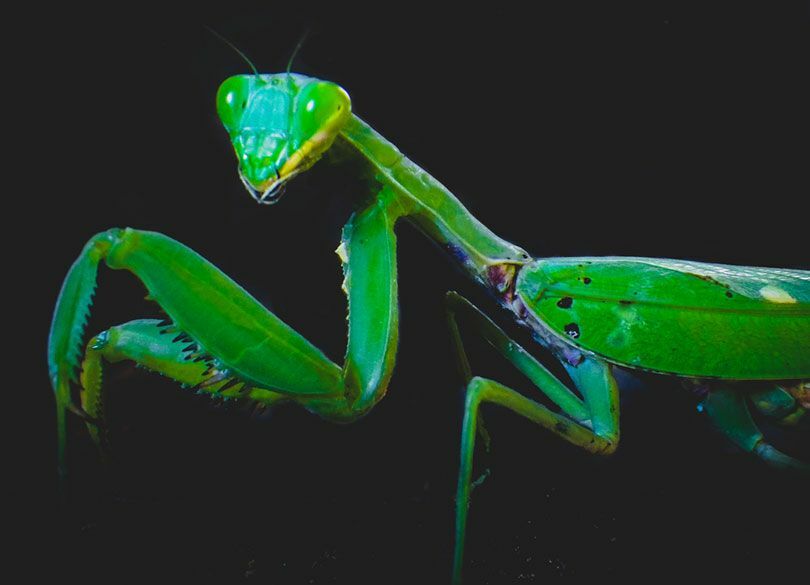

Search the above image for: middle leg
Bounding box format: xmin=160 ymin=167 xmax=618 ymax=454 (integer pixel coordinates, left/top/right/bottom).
xmin=446 ymin=292 xmax=620 ymax=584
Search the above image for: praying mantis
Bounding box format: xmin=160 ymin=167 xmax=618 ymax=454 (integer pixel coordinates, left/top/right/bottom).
xmin=48 ymin=69 xmax=809 ymax=583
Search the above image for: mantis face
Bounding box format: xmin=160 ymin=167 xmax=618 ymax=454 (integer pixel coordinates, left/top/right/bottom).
xmin=216 ymin=73 xmax=351 ymax=204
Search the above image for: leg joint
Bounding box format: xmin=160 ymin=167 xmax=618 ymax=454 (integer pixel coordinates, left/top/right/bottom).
xmin=465 ymin=376 xmax=491 ymax=406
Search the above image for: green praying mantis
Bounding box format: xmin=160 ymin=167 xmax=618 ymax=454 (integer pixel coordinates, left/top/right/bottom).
xmin=49 ymin=71 xmax=810 ymax=583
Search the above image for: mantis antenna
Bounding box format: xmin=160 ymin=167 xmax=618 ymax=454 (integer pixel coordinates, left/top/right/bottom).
xmin=286 ymin=29 xmax=310 ymax=74
xmin=285 ymin=29 xmax=310 ymax=125
xmin=204 ymin=25 xmax=260 ymax=76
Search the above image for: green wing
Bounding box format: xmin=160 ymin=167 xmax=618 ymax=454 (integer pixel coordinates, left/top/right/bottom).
xmin=516 ymin=257 xmax=810 ymax=379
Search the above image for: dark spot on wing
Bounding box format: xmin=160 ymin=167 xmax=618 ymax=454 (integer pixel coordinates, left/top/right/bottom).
xmin=583 ymin=277 xmax=592 ymax=285
xmin=564 ymin=323 xmax=580 ymax=339
xmin=619 ymin=300 xmax=633 ymax=305
xmin=557 ymin=296 xmax=573 ymax=309
xmin=725 ymin=291 xmax=733 ymax=298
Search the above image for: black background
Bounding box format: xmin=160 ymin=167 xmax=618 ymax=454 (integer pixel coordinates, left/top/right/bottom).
xmin=19 ymin=2 xmax=808 ymax=584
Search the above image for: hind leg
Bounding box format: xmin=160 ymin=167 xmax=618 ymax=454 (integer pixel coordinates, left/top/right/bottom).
xmin=703 ymin=385 xmax=808 ymax=472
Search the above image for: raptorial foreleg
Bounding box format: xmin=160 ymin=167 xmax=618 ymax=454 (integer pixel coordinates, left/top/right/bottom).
xmin=48 ymin=187 xmax=405 ymax=480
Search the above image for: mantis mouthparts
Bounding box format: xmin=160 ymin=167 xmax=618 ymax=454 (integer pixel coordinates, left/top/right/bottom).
xmin=239 ymin=168 xmax=287 ymax=205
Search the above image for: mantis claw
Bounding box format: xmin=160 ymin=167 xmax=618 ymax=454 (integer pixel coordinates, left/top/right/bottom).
xmin=65 ymin=400 xmax=103 ymax=428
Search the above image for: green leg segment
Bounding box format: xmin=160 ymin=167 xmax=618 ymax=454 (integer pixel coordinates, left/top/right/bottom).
xmin=48 ymin=187 xmax=404 ymax=478
xmin=703 ymin=386 xmax=809 ymax=472
xmin=49 ymin=233 xmax=108 ymax=480
xmin=446 ymin=293 xmax=619 ymax=584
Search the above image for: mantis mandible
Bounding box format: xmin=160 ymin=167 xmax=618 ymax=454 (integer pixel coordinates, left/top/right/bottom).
xmin=48 ymin=71 xmax=810 ymax=583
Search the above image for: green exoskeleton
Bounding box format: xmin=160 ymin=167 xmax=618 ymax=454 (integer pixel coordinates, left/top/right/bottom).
xmin=49 ymin=72 xmax=810 ymax=583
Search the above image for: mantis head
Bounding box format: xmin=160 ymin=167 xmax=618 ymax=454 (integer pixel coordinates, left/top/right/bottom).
xmin=217 ymin=73 xmax=351 ymax=204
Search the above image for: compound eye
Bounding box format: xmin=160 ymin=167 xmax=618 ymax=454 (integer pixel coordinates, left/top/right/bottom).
xmin=216 ymin=75 xmax=252 ymax=131
xmin=293 ymin=81 xmax=351 ymax=144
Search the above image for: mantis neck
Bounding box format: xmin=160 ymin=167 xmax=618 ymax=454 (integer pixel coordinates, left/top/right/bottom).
xmin=339 ymin=115 xmax=530 ymax=296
